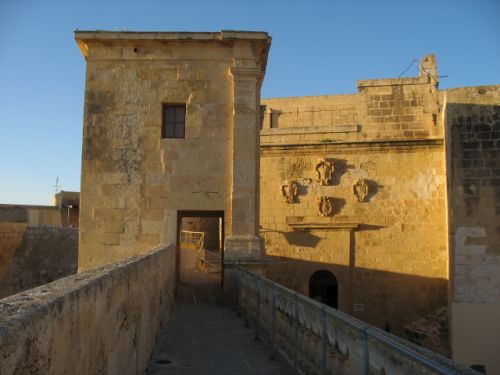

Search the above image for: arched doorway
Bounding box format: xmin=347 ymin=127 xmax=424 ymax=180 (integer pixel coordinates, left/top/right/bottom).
xmin=309 ymin=270 xmax=338 ymax=308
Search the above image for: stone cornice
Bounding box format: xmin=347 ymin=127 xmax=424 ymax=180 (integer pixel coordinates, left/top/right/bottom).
xmin=75 ymin=30 xmax=272 ymax=63
xmin=230 ymin=66 xmax=264 ymax=80
xmin=261 ymin=125 xmax=360 ymax=136
xmin=357 ymin=76 xmax=430 ymax=88
xmin=75 ymin=30 xmax=270 ymax=42
xmin=261 ymin=138 xmax=444 ymax=155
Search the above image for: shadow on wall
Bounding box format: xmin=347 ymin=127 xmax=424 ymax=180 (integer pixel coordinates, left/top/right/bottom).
xmin=282 ymin=231 xmax=322 ymax=247
xmin=263 ymin=256 xmax=449 ymax=355
xmin=0 ymin=226 xmax=78 ymax=299
xmin=446 ymin=102 xmax=500 ymax=255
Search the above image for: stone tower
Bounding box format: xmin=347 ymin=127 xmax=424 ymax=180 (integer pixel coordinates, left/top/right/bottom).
xmin=75 ymin=31 xmax=271 ymax=271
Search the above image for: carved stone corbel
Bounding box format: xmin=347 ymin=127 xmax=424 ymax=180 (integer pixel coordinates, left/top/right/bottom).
xmin=315 ymin=158 xmax=334 ymax=186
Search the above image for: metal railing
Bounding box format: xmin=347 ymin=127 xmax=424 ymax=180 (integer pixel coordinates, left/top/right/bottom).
xmin=180 ymin=230 xmax=204 ymax=250
xmin=235 ymin=266 xmax=478 ymax=375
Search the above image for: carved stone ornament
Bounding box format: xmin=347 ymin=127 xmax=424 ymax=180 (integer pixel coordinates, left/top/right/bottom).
xmin=317 ymin=196 xmax=333 ymax=216
xmin=281 ymin=180 xmax=298 ymax=203
xmin=353 ymin=179 xmax=369 ymax=202
xmin=315 ymin=158 xmax=334 ymax=186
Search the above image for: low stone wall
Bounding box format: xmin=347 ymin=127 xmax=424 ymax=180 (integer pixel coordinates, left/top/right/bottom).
xmin=235 ymin=266 xmax=479 ymax=375
xmin=0 ymin=244 xmax=176 ymax=375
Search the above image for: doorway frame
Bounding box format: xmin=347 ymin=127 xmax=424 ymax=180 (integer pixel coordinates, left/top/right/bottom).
xmin=176 ymin=210 xmax=225 ymax=287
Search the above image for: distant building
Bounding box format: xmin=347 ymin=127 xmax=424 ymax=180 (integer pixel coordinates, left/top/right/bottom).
xmin=0 ymin=191 xmax=79 ymax=227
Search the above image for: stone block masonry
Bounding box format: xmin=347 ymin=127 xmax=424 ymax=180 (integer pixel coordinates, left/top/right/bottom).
xmin=75 ymin=31 xmax=271 ymax=271
xmin=259 ymin=55 xmax=448 ymax=339
xmin=0 ymin=244 xmax=176 ymax=375
xmin=445 ymin=85 xmax=500 ymax=374
xmin=0 ymin=224 xmax=78 ymax=298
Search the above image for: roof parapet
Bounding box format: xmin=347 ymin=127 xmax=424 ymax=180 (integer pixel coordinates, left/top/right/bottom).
xmin=357 ymin=54 xmax=439 ymax=89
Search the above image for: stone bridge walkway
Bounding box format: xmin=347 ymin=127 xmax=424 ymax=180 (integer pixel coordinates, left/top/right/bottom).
xmin=146 ymin=271 xmax=293 ymax=375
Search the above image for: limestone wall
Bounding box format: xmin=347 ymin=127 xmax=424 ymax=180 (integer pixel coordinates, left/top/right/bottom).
xmin=261 ymin=54 xmax=441 ymax=143
xmin=0 ymin=224 xmax=78 ymax=298
xmin=0 ymin=205 xmax=62 ymax=226
xmin=0 ymin=222 xmax=27 ymax=289
xmin=260 ymin=142 xmax=448 ymax=335
xmin=445 ymin=85 xmax=500 ymax=373
xmin=259 ymin=59 xmax=449 ymax=336
xmin=76 ymin=31 xmax=270 ymax=271
xmin=0 ymin=245 xmax=176 ymax=375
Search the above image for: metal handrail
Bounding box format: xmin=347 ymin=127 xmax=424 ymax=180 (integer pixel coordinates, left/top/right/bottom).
xmin=180 ymin=230 xmax=204 ymax=250
xmin=235 ymin=265 xmax=478 ymax=375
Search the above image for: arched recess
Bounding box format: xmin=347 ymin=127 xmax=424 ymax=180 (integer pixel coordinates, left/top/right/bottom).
xmin=309 ymin=270 xmax=338 ymax=309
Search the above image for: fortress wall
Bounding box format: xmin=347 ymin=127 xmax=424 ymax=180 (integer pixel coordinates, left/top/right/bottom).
xmin=445 ymin=85 xmax=500 ymax=373
xmin=0 ymin=225 xmax=77 ymax=299
xmin=0 ymin=244 xmax=176 ymax=375
xmin=0 ymin=222 xmax=27 ymax=289
xmin=260 ymin=142 xmax=448 ymax=335
xmin=261 ymin=54 xmax=441 ymax=144
xmin=0 ymin=205 xmax=62 ymax=226
xmin=258 ymin=56 xmax=448 ymax=337
xmin=261 ymin=93 xmax=362 ymax=130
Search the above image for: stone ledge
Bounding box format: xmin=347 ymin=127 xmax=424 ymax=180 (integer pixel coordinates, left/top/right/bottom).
xmin=261 ymin=138 xmax=444 ymax=154
xmin=286 ymin=216 xmax=359 ymax=231
xmin=74 ymin=30 xmax=270 ymax=41
xmin=260 ymin=124 xmax=360 ymax=136
xmin=357 ymin=76 xmax=429 ymax=88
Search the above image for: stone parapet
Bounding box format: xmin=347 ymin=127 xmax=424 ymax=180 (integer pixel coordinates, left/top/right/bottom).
xmin=236 ymin=266 xmax=479 ymax=375
xmin=0 ymin=244 xmax=176 ymax=375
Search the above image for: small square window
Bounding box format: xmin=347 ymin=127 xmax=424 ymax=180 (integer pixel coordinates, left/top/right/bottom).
xmin=162 ymin=104 xmax=186 ymax=138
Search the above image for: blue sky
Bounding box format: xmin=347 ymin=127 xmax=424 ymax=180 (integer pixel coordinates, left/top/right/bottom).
xmin=0 ymin=0 xmax=499 ymax=205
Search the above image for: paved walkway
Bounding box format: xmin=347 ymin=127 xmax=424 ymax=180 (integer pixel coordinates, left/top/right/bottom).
xmin=146 ymin=271 xmax=293 ymax=375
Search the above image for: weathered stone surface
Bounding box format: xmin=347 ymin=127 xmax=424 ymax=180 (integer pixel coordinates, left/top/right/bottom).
xmin=258 ymin=55 xmax=450 ymax=357
xmin=260 ymin=140 xmax=448 ymax=336
xmin=237 ymin=267 xmax=478 ymax=375
xmin=0 ymin=225 xmax=77 ymax=298
xmin=71 ymin=36 xmax=499 ymax=372
xmin=0 ymin=245 xmax=176 ymax=375
xmin=147 ymin=271 xmax=293 ymax=374
xmin=76 ymin=31 xmax=271 ymax=271
xmin=445 ymin=85 xmax=500 ymax=373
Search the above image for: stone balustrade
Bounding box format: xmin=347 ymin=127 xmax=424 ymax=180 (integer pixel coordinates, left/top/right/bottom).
xmin=235 ymin=266 xmax=479 ymax=375
xmin=0 ymin=244 xmax=176 ymax=375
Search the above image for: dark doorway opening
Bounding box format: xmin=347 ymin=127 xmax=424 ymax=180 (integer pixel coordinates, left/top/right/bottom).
xmin=176 ymin=211 xmax=224 ymax=286
xmin=309 ymin=270 xmax=338 ymax=308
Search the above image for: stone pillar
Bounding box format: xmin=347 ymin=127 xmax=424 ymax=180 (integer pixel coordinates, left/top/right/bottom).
xmin=224 ymin=65 xmax=263 ymax=262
